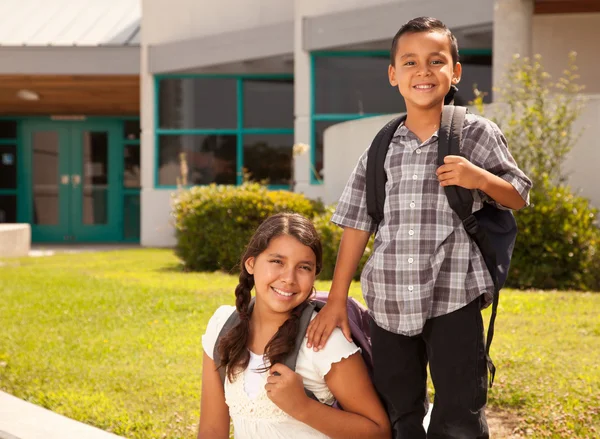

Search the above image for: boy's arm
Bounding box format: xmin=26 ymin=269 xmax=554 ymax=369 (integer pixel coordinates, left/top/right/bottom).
xmin=306 ymin=227 xmax=370 ymax=350
xmin=437 ymin=119 xmax=532 ymax=210
xmin=437 ymin=155 xmax=527 ymax=210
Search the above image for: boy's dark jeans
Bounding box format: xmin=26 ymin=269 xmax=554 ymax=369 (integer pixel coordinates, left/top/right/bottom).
xmin=370 ymin=297 xmax=489 ymax=439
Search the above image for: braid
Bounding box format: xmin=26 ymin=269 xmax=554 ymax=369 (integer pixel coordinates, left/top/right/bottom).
xmin=217 ymin=269 xmax=254 ymax=382
xmin=261 ymin=303 xmax=306 ymax=370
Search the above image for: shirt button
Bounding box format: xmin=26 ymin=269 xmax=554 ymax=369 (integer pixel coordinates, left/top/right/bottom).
xmin=408 ymin=258 xmax=414 ymax=264
xmin=408 ymin=286 xmax=414 ymax=291
xmin=410 ymin=202 xmax=416 ymax=208
xmin=416 ymin=149 xmax=422 ymax=154
xmin=408 ymin=229 xmax=415 ymax=236
xmin=412 ymin=174 xmax=418 ymax=180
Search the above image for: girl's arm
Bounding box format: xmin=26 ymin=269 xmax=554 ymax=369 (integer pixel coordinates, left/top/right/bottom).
xmin=266 ymin=354 xmax=391 ymax=439
xmin=197 ymin=352 xmax=231 ymax=439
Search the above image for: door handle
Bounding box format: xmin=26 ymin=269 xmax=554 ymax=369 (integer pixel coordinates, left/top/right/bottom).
xmin=72 ymin=174 xmax=81 ymax=187
xmin=61 ymin=175 xmax=70 ymax=185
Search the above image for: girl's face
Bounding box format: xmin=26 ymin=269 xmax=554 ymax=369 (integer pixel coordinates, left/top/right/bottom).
xmin=245 ymin=234 xmax=317 ymax=317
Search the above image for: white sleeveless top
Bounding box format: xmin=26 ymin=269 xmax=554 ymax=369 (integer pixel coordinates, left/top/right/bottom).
xmin=202 ymin=305 xmax=361 ymax=439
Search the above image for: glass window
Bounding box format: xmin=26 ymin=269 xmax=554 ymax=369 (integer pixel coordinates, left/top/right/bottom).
xmin=0 ymin=121 xmax=17 ymax=139
xmin=0 ymin=145 xmax=17 ymax=189
xmin=0 ymin=195 xmax=17 ymax=223
xmin=243 ymin=134 xmax=293 ymax=186
xmin=124 ymin=120 xmax=141 ymax=140
xmin=159 ymin=78 xmax=237 ymax=129
xmin=455 ymin=55 xmax=492 ymax=105
xmin=123 ymin=194 xmax=141 ymax=240
xmin=124 ymin=145 xmax=141 ymax=188
xmin=314 ymin=56 xmax=404 ymax=114
xmin=314 ymin=121 xmax=343 ymax=178
xmin=243 ymin=79 xmax=294 ymax=128
xmin=158 ymin=135 xmax=237 ymax=185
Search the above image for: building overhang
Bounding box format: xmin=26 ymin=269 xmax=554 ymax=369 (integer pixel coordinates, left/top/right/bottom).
xmin=0 ymin=46 xmax=140 ymax=75
xmin=148 ymin=22 xmax=294 ymax=74
xmin=303 ymin=0 xmax=493 ymax=51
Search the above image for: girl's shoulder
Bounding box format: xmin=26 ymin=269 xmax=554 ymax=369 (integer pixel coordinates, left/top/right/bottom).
xmin=300 ymin=311 xmax=361 ymax=379
xmin=202 ymin=305 xmax=236 ymax=360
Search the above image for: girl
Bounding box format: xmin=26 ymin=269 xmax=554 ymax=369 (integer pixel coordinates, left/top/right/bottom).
xmin=198 ymin=213 xmax=390 ymax=439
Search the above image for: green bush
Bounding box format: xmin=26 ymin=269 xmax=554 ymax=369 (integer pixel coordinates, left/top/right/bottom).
xmin=509 ymin=176 xmax=600 ymax=291
xmin=313 ymin=206 xmax=374 ymax=281
xmin=172 ymin=183 xmax=324 ymax=272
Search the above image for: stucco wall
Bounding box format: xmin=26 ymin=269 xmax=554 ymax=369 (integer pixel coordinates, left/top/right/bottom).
xmin=533 ymin=13 xmax=600 ymax=95
xmin=323 ymin=98 xmax=600 ymax=212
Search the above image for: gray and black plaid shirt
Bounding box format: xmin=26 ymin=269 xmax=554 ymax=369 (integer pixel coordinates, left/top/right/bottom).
xmin=331 ymin=114 xmax=532 ymax=336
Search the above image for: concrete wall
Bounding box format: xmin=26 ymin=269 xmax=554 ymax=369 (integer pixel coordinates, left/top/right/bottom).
xmin=143 ymin=0 xmax=293 ymax=45
xmin=322 ymin=98 xmax=600 ymax=211
xmin=533 ymin=13 xmax=600 ymax=95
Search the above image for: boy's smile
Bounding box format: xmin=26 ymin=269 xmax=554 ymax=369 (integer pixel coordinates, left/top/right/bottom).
xmin=388 ymin=30 xmax=461 ymax=111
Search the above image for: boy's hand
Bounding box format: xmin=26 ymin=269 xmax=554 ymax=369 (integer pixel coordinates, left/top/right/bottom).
xmin=436 ymin=155 xmax=485 ymax=190
xmin=266 ymin=363 xmax=310 ymax=419
xmin=306 ymin=298 xmax=351 ymax=352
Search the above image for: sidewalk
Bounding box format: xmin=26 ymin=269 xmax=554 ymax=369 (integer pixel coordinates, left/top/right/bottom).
xmin=0 ymin=391 xmax=127 ymax=439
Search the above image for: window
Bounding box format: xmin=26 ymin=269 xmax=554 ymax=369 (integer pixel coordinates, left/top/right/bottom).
xmin=0 ymin=119 xmax=19 ymax=222
xmin=311 ymin=52 xmax=406 ymax=183
xmin=156 ymin=75 xmax=294 ymax=188
xmin=309 ymin=50 xmax=492 ymax=183
xmin=122 ymin=118 xmax=141 ymax=242
xmin=454 ymin=52 xmax=492 ymax=105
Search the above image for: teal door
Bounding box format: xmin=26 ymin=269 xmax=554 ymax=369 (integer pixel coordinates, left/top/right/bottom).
xmin=22 ymin=120 xmax=122 ymax=242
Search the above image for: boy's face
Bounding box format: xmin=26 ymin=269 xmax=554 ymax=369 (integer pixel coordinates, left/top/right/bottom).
xmin=388 ymin=30 xmax=461 ymax=111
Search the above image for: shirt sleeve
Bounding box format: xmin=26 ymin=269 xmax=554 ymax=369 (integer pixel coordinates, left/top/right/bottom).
xmin=464 ymin=117 xmax=532 ymax=210
xmin=201 ymin=305 xmax=236 ymax=360
xmin=330 ymin=147 xmax=377 ymax=233
xmin=311 ymin=327 xmax=361 ymax=379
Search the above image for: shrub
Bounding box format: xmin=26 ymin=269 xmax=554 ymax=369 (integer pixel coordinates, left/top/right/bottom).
xmin=473 ymin=53 xmax=600 ymax=291
xmin=508 ymin=176 xmax=600 ymax=291
xmin=172 ymin=183 xmax=324 ymax=272
xmin=313 ymin=206 xmax=374 ymax=281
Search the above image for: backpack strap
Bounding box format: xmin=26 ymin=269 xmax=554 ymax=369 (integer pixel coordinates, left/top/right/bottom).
xmin=214 ymin=300 xmax=321 ymax=401
xmin=213 ymin=300 xmax=256 ymax=386
xmin=366 ymin=114 xmax=406 ymax=229
xmin=438 ymin=106 xmax=500 ymax=387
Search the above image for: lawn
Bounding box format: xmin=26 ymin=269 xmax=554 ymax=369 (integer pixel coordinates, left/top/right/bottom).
xmin=0 ymin=249 xmax=598 ymax=438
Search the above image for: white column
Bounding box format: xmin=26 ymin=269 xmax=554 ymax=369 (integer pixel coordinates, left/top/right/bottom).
xmin=293 ymin=0 xmax=325 ymax=201
xmin=493 ymin=0 xmax=534 ymax=96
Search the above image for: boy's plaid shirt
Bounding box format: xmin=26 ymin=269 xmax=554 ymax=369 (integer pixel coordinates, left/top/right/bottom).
xmin=331 ymin=114 xmax=532 ymax=336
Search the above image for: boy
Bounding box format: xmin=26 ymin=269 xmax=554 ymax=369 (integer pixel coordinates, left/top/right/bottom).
xmin=306 ymin=17 xmax=532 ymax=439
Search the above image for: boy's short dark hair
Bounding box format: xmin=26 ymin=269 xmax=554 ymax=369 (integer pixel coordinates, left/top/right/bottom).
xmin=390 ymin=17 xmax=459 ymax=66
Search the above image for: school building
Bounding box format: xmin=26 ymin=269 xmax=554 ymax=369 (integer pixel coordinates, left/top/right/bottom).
xmin=1 ymin=0 xmax=599 ymax=247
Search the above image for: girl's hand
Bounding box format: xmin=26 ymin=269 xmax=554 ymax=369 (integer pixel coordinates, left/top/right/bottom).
xmin=436 ymin=155 xmax=485 ymax=189
xmin=306 ymin=299 xmax=351 ymax=352
xmin=265 ymin=363 xmax=310 ymax=418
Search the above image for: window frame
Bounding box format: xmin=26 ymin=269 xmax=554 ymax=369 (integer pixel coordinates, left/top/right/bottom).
xmin=154 ymin=74 xmax=294 ymax=189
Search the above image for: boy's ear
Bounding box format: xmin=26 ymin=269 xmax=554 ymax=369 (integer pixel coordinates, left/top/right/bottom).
xmin=452 ymin=62 xmax=462 ymax=85
xmin=245 ymin=257 xmax=255 ymax=275
xmin=388 ymin=64 xmax=398 ymax=87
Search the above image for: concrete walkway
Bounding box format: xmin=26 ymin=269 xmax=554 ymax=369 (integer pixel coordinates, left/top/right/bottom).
xmin=29 ymin=244 xmax=142 ymax=257
xmin=0 ymin=391 xmax=127 ymax=439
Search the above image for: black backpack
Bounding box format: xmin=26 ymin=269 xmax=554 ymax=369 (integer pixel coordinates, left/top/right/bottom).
xmin=365 ymin=105 xmax=517 ymax=386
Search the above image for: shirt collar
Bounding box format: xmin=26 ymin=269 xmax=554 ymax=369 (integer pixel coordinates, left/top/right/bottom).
xmin=392 ymin=120 xmax=439 ymax=150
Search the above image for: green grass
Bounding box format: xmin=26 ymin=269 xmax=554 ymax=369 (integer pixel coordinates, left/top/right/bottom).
xmin=0 ymin=249 xmax=598 ymax=438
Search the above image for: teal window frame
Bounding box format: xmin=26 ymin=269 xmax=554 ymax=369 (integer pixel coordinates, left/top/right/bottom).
xmin=154 ymin=73 xmax=295 ymax=190
xmin=309 ymin=48 xmax=492 ymax=185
